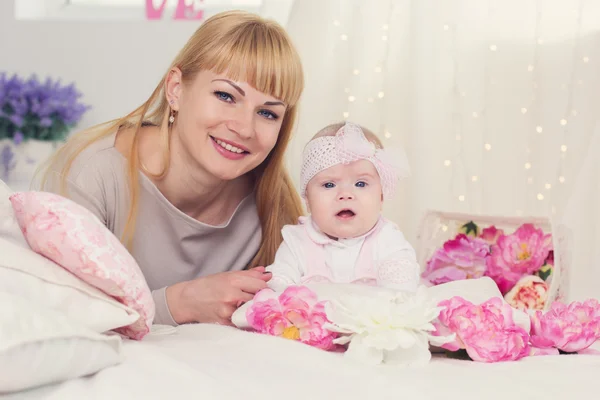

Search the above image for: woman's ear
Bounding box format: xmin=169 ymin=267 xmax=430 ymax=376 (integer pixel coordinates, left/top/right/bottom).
xmin=165 ymin=67 xmax=183 ymax=111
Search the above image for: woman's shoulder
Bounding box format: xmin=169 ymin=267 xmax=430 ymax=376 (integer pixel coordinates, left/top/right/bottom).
xmin=67 ymin=132 xmax=124 ymax=181
xmin=40 ymin=129 xmax=124 ymax=193
xmin=63 ymin=123 xmax=159 ymax=182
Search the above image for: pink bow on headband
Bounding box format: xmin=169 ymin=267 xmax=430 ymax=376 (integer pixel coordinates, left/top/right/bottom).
xmin=299 ymin=122 xmax=411 ymax=199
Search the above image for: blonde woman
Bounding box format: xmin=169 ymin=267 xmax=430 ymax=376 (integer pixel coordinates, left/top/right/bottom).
xmin=39 ymin=11 xmax=305 ymax=327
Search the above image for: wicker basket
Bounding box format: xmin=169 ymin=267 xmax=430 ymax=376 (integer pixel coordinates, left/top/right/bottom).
xmin=415 ymin=210 xmax=571 ymax=310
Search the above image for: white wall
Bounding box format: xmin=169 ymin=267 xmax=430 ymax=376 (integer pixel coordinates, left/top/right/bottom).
xmin=3 ymin=0 xmax=600 ymax=245
xmin=1 ymin=1 xmax=203 ymax=130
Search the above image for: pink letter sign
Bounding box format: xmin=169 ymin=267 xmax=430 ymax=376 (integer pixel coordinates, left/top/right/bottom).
xmin=146 ymin=0 xmax=204 ymax=20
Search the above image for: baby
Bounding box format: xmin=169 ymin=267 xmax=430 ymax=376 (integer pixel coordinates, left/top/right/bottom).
xmin=266 ymin=122 xmax=420 ymax=292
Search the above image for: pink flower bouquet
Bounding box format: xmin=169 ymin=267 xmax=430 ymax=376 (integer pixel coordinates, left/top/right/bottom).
xmin=422 ymin=219 xmax=554 ymax=311
xmin=433 ymin=296 xmax=530 ymax=363
xmin=245 ymin=286 xmax=337 ymax=350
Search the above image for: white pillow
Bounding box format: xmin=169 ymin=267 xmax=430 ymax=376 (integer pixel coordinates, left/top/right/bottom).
xmin=0 ymin=236 xmax=140 ymax=333
xmin=0 ymin=291 xmax=124 ymax=394
xmin=0 ymin=179 xmax=29 ymax=249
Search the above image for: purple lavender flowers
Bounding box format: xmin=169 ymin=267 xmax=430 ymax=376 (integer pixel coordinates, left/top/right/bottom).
xmin=0 ymin=73 xmax=90 ymax=143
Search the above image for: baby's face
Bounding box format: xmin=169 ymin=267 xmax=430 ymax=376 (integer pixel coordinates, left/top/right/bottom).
xmin=305 ymin=160 xmax=383 ymax=239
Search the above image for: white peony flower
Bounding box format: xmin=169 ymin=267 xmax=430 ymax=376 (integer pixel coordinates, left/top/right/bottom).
xmin=324 ymin=286 xmax=454 ymax=366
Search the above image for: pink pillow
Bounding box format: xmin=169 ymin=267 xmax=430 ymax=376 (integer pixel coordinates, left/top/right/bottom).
xmin=9 ymin=191 xmax=155 ymax=340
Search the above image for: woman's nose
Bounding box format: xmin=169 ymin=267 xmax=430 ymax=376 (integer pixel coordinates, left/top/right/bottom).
xmin=226 ymin=109 xmax=254 ymax=139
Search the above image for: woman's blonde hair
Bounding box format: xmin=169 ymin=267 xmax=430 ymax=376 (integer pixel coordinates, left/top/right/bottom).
xmin=39 ymin=10 xmax=305 ymax=267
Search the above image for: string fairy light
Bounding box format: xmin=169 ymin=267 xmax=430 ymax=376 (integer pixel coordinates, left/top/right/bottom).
xmin=474 ymin=0 xmax=497 ymax=214
xmin=374 ymin=0 xmax=396 ymax=144
xmin=520 ymin=0 xmax=543 ymax=212
xmin=445 ymin=3 xmax=471 ymax=211
xmin=433 ymin=0 xmax=590 ymax=218
xmin=550 ymin=0 xmax=584 ymax=212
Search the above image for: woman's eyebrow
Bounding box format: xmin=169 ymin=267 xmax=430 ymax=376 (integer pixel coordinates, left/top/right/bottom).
xmin=264 ymin=101 xmax=285 ymax=107
xmin=212 ymin=79 xmax=285 ymax=107
xmin=212 ymin=79 xmax=245 ymax=96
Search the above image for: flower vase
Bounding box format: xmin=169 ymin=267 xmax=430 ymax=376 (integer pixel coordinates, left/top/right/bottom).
xmin=416 ymin=210 xmax=569 ymax=312
xmin=0 ymin=139 xmax=59 ymax=192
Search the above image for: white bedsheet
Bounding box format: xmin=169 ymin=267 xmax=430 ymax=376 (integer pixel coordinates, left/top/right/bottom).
xmin=3 ymin=324 xmax=597 ymax=400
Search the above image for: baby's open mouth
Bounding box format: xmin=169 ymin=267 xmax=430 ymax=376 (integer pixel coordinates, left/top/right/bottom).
xmin=336 ymin=209 xmax=356 ymax=218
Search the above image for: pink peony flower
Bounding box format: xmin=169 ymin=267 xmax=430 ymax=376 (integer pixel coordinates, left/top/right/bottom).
xmin=434 ymin=296 xmax=530 ymax=362
xmin=422 ymin=234 xmax=490 ymax=285
xmin=432 ymin=296 xmax=481 ymax=351
xmin=480 ymin=226 xmax=504 ymax=245
xmin=246 ymin=286 xmax=337 ymax=350
xmin=504 ymin=275 xmax=549 ymax=311
xmin=530 ymin=299 xmax=600 ymax=353
xmin=485 ymin=224 xmax=552 ymax=294
xmin=465 ymin=325 xmax=530 ymax=363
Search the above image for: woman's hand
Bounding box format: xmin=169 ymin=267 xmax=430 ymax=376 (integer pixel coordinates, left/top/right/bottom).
xmin=166 ymin=267 xmax=271 ymax=325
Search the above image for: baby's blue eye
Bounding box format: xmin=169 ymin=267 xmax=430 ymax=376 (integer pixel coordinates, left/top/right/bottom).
xmin=355 ymin=181 xmax=367 ymax=188
xmin=323 ymin=182 xmax=335 ymax=189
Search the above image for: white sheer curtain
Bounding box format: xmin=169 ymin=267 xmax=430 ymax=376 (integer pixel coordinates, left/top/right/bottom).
xmin=285 ymin=0 xmax=600 ymax=244
xmin=561 ymin=122 xmax=600 ymax=301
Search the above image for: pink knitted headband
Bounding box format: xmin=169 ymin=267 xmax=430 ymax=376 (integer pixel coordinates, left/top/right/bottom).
xmin=299 ymin=122 xmax=411 ymax=199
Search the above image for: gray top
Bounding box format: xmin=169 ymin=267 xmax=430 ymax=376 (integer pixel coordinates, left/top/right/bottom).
xmin=43 ymin=133 xmax=261 ymax=326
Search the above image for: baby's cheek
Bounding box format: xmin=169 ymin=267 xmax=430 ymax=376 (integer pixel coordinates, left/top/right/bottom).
xmin=310 ymin=204 xmax=329 ymax=223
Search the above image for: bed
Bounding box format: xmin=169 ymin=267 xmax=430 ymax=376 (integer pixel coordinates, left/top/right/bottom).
xmin=3 ymin=134 xmax=600 ymax=400
xmin=2 ymin=322 xmax=597 ymax=400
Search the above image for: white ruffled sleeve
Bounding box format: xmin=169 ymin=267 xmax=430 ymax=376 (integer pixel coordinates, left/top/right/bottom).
xmin=375 ymin=222 xmax=420 ymax=293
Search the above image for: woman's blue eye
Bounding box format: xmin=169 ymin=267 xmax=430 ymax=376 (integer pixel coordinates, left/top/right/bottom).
xmin=258 ymin=109 xmax=278 ymax=120
xmin=215 ymin=91 xmax=234 ymax=102
xmin=355 ymin=181 xmax=367 ymax=188
xmin=323 ymin=182 xmax=335 ymax=189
